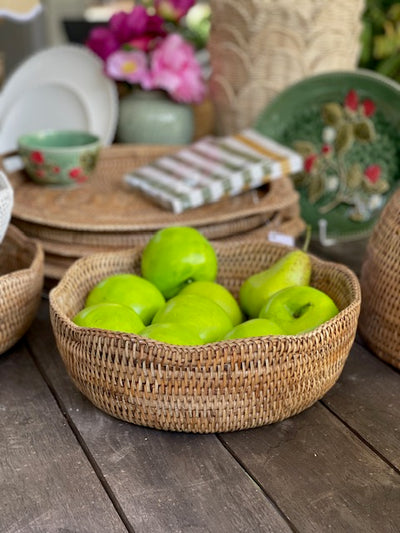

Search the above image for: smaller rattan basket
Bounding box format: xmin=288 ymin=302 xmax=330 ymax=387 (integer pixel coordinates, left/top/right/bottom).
xmin=359 ymin=189 xmax=400 ymax=369
xmin=0 ymin=225 xmax=44 ymax=355
xmin=49 ymin=240 xmax=361 ymax=433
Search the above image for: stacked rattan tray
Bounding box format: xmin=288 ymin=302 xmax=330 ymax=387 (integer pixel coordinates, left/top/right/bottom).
xmin=3 ymin=144 xmax=305 ymax=279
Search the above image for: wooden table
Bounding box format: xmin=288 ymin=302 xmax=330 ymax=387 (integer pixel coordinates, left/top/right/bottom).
xmin=1 ymin=295 xmax=399 ymax=532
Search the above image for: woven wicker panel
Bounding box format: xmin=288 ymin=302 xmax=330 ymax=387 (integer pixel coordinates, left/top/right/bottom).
xmin=359 ymin=189 xmax=400 ymax=369
xmin=0 ymin=225 xmax=44 ymax=354
xmin=6 ymin=144 xmax=298 ymax=231
xmin=49 ymin=240 xmax=360 ymax=433
xmin=208 ymin=0 xmax=364 ymax=134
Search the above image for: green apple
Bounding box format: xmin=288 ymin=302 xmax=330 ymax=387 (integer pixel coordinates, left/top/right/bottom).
xmin=259 ymin=285 xmax=339 ymax=335
xmin=140 ymin=323 xmax=203 ymax=345
xmin=141 ymin=226 xmax=218 ymax=299
xmin=178 ymin=280 xmax=243 ymax=326
xmin=239 ymin=249 xmax=311 ymax=318
xmin=85 ymin=273 xmax=165 ymax=325
xmin=223 ymin=318 xmax=285 ymax=340
xmin=73 ymin=302 xmax=145 ymax=334
xmin=152 ymin=293 xmax=233 ymax=343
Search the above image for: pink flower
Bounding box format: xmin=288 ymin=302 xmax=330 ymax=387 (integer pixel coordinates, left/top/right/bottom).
xmin=362 ymin=99 xmax=375 ymax=117
xmin=30 ymin=151 xmax=44 ymax=164
xmin=109 ymin=6 xmax=165 ymax=45
xmin=105 ymin=50 xmax=151 ymax=87
xmin=86 ymin=27 xmax=120 ymax=61
xmin=304 ymin=154 xmax=318 ymax=172
xmin=345 ymin=89 xmax=358 ymax=111
xmin=154 ymin=0 xmax=195 ymax=22
xmin=364 ymin=164 xmax=381 ymax=184
xmin=127 ymin=35 xmax=156 ymax=52
xmin=149 ymin=34 xmax=205 ymax=103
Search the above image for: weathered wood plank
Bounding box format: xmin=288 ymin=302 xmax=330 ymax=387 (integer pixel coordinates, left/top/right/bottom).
xmin=221 ymin=400 xmax=400 ymax=533
xmin=323 ymin=342 xmax=400 ymax=470
xmin=26 ymin=300 xmax=293 ymax=533
xmin=0 ymin=342 xmax=127 ymax=533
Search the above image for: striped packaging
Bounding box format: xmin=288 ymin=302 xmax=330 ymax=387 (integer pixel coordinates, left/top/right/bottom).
xmin=124 ymin=129 xmax=303 ymax=213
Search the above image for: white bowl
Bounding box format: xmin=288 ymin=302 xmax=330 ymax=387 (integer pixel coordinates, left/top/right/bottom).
xmin=0 ymin=171 xmax=13 ymax=244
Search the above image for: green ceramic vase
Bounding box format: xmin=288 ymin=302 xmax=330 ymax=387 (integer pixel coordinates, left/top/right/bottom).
xmin=117 ymin=89 xmax=194 ymax=145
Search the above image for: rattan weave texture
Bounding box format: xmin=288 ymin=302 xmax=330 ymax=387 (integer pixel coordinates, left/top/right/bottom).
xmin=4 ymin=144 xmax=304 ymax=278
xmin=0 ymin=225 xmax=44 ymax=354
xmin=359 ymin=190 xmax=400 ymax=369
xmin=49 ymin=240 xmax=360 ymax=433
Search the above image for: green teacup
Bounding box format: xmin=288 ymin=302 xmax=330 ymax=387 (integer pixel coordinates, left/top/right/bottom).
xmin=18 ymin=130 xmax=101 ymax=186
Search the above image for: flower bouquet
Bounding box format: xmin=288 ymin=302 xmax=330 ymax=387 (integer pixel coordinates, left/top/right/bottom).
xmin=86 ymin=0 xmax=206 ymax=105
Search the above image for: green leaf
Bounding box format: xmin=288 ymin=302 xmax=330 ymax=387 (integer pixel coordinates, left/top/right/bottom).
xmin=359 ymin=21 xmax=374 ymax=64
xmin=388 ymin=3 xmax=400 ymax=21
xmin=376 ymin=52 xmax=400 ymax=77
xmin=292 ymin=140 xmax=317 ymax=157
xmin=291 ymin=171 xmax=309 ymax=188
xmin=349 ymin=207 xmax=367 ymax=222
xmin=353 ymin=119 xmax=376 ymax=142
xmin=322 ymin=103 xmax=343 ymax=126
xmin=334 ymin=123 xmax=354 ymax=154
xmin=346 ymin=164 xmax=363 ymax=189
xmin=307 ymin=174 xmax=325 ymax=204
xmin=363 ymin=178 xmax=390 ymax=193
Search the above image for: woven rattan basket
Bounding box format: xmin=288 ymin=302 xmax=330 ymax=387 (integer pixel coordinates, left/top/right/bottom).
xmin=359 ymin=189 xmax=400 ymax=369
xmin=49 ymin=240 xmax=360 ymax=433
xmin=0 ymin=225 xmax=44 ymax=354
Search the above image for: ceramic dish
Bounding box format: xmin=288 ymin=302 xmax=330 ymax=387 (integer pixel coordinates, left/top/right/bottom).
xmin=0 ymin=45 xmax=118 ymax=154
xmin=255 ymin=69 xmax=400 ymax=244
xmin=18 ymin=129 xmax=101 ymax=186
xmin=0 ymin=170 xmax=13 ymax=243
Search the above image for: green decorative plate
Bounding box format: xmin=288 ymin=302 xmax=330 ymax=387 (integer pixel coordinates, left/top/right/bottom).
xmin=255 ymin=69 xmax=400 ymax=244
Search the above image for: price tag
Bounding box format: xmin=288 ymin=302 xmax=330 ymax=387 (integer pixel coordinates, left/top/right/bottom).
xmin=267 ymin=231 xmax=295 ymax=247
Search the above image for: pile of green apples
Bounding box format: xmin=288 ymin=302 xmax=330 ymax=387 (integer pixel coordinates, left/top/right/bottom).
xmin=73 ymin=226 xmax=339 ymax=345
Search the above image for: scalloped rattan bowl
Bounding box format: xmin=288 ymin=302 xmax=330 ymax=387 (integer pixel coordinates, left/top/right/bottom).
xmin=0 ymin=225 xmax=44 ymax=354
xmin=49 ymin=240 xmax=361 ymax=433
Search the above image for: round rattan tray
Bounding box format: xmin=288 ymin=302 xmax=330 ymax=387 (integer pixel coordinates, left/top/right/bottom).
xmin=49 ymin=240 xmax=361 ymax=433
xmin=7 ymin=144 xmax=298 ymax=232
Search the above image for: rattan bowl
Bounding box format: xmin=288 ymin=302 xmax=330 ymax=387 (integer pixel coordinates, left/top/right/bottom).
xmin=49 ymin=240 xmax=361 ymax=433
xmin=0 ymin=225 xmax=44 ymax=355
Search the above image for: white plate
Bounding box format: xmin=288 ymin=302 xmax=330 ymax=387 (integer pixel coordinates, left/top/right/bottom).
xmin=0 ymin=44 xmax=119 ymax=154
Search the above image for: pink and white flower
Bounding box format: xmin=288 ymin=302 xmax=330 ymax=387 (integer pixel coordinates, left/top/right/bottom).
xmin=149 ymin=34 xmax=205 ymax=103
xmin=105 ymin=50 xmax=151 ymax=88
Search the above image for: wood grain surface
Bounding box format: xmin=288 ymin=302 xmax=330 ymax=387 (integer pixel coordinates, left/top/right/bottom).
xmin=1 ymin=299 xmax=399 ymax=533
